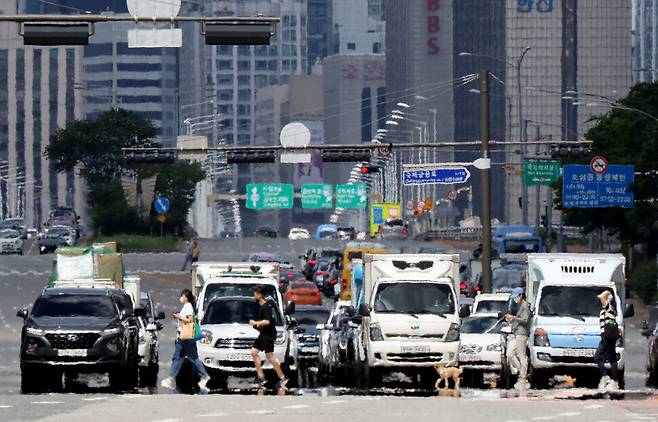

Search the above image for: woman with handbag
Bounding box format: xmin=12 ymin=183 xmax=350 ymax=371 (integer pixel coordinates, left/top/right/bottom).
xmin=595 ymin=290 xmax=620 ymax=392
xmin=161 ymin=289 xmax=211 ymax=393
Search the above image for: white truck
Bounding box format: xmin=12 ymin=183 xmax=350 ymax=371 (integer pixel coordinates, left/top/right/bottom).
xmin=527 ymin=253 xmax=634 ymax=388
xmin=354 ymin=253 xmax=461 ymax=386
xmin=192 ymin=262 xmax=298 ymax=384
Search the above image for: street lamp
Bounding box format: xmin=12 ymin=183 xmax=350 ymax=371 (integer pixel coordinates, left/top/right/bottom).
xmin=385 ymin=120 xmax=399 ymax=126
xmin=396 ymin=102 xmax=410 ymax=108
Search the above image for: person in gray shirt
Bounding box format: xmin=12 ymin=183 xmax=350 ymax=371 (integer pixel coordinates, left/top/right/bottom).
xmin=505 ymin=287 xmax=531 ymax=390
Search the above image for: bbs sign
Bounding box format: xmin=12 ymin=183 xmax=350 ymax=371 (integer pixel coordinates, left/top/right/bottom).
xmin=427 ymin=0 xmax=441 ymax=54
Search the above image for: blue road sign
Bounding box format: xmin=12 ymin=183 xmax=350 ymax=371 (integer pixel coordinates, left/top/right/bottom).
xmin=154 ymin=197 xmax=170 ymax=214
xmin=563 ymin=164 xmax=634 ymax=209
xmin=403 ymin=166 xmax=471 ymax=186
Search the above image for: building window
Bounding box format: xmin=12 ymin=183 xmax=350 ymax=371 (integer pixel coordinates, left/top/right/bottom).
xmin=117 ymin=62 xmax=162 ymax=72
xmin=372 ymin=42 xmax=381 ymax=54
xmin=218 ymin=89 xmax=233 ymax=101
xmin=85 ymin=43 xmax=112 ymax=57
xmin=238 ymin=89 xmax=251 ymax=101
xmin=218 ymin=74 xmax=233 ymax=84
xmin=238 ymin=75 xmax=250 ymax=85
xmin=347 ymin=42 xmax=356 ymax=50
xmin=238 ymin=61 xmax=250 ymax=71
xmin=361 ymin=87 xmax=372 ymax=143
xmin=218 ymin=60 xmax=233 ymax=70
xmin=218 ymin=45 xmax=232 ymax=55
xmin=117 ymin=79 xmax=161 ymax=88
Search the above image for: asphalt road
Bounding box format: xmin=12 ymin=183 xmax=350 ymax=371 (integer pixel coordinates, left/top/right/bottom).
xmin=0 ymin=240 xmax=656 ymax=422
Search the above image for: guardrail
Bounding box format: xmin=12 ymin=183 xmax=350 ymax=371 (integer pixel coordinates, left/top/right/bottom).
xmin=415 ymin=225 xmax=585 ymax=241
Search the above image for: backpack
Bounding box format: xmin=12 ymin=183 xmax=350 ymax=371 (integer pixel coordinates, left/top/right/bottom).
xmin=603 ymin=318 xmax=621 ymax=342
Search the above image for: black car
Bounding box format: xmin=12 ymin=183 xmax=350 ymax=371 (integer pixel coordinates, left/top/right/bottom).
xmin=642 ymin=316 xmax=658 ymax=386
xmin=294 ymin=305 xmax=331 ymax=387
xmin=337 ymin=227 xmax=356 ymax=240
xmin=253 ymin=227 xmax=277 ymax=238
xmin=17 ymin=288 xmax=141 ymax=393
xmin=279 ymin=270 xmax=304 ymax=292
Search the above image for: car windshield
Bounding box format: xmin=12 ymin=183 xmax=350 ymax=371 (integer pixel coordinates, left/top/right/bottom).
xmin=295 ymin=309 xmax=331 ymax=327
xmin=461 ymin=316 xmax=500 ymax=334
xmin=538 ymin=286 xmax=616 ymax=317
xmin=319 ymin=230 xmax=336 ymax=239
xmin=249 ymin=253 xmax=283 ymax=263
xmin=475 ymin=300 xmax=507 ymax=314
xmin=503 ymin=239 xmax=539 ymax=253
xmin=320 ymin=250 xmax=340 ymax=258
xmin=111 ymin=293 xmax=133 ymax=315
xmin=50 ymin=209 xmax=75 ymax=219
xmin=203 ymin=283 xmax=277 ymax=309
xmin=32 ymin=295 xmax=117 ymax=318
xmin=492 ymin=267 xmax=525 ymax=291
xmin=0 ymin=229 xmax=19 ymax=238
xmin=202 ymin=299 xmax=283 ymax=326
xmin=347 ymin=251 xmax=363 ymax=260
xmin=374 ymin=282 xmax=455 ymax=315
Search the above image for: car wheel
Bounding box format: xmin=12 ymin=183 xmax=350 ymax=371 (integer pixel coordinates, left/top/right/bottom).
xmin=139 ymin=362 xmax=159 ymax=388
xmin=529 ymin=367 xmax=550 ymax=390
xmin=20 ymin=364 xmax=39 ymax=393
xmin=617 ymin=370 xmax=625 ymax=390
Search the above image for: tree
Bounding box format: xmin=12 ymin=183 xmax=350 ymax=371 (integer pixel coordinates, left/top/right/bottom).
xmin=47 ymin=109 xmax=205 ymax=235
xmin=555 ymin=82 xmax=658 ymax=257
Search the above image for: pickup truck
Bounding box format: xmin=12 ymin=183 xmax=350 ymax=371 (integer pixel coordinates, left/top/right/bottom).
xmin=527 ymin=253 xmax=634 ymax=389
xmin=353 ymin=253 xmax=461 ymax=387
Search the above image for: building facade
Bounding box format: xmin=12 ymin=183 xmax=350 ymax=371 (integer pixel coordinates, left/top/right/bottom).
xmin=0 ymin=0 xmax=85 ymax=228
xmin=332 ymin=0 xmax=385 ymax=55
xmin=632 ymin=0 xmax=658 ymax=84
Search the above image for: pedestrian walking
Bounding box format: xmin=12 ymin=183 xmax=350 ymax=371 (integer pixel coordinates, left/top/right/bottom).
xmin=249 ymin=286 xmax=288 ymax=389
xmin=160 ymin=289 xmax=211 ymax=393
xmin=192 ymin=239 xmax=201 ymax=264
xmin=505 ymin=287 xmax=531 ymax=390
xmin=595 ymin=290 xmax=620 ymax=391
xmin=181 ymin=239 xmax=194 ymax=271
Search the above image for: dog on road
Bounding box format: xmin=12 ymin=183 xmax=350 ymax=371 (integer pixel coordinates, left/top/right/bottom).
xmin=434 ymin=363 xmax=462 ymax=391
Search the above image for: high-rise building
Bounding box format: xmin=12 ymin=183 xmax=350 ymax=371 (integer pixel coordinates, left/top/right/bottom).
xmin=0 ymin=0 xmax=85 ymax=228
xmin=307 ymin=0 xmax=332 ymax=68
xmin=632 ymin=0 xmax=658 ymax=83
xmin=81 ymin=19 xmax=179 ymax=145
xmin=332 ymin=0 xmax=385 ymax=55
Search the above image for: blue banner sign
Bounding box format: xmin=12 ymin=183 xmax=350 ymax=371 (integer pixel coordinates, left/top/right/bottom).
xmin=403 ymin=167 xmax=471 ymax=186
xmin=562 ymin=164 xmax=634 ymax=209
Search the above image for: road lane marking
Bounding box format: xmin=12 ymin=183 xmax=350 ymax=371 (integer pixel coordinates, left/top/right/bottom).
xmin=196 ymin=413 xmax=227 ymax=418
xmin=283 ymin=405 xmax=309 ymax=409
xmin=31 ymin=401 xmax=63 ymax=404
xmin=148 ymin=419 xmax=182 ymax=422
xmin=0 ymin=405 xmax=12 ymax=408
xmin=323 ymin=400 xmax=345 ymax=404
xmin=245 ymin=410 xmax=275 ymax=414
xmin=82 ymin=398 xmax=107 ymax=401
xmin=558 ymin=413 xmax=581 ymax=417
xmin=532 ymin=417 xmax=555 ymax=421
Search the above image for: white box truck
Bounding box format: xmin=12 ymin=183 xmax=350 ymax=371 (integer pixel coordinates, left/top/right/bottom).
xmin=354 ymin=253 xmax=461 ymax=386
xmin=526 ymin=253 xmax=634 ymax=388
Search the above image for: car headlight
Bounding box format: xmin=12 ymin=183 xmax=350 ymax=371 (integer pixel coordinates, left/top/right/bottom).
xmin=107 ymin=337 xmax=120 ymax=353
xmin=103 ymin=328 xmax=120 ymax=335
xmin=486 ymin=343 xmax=502 ymax=352
xmin=444 ymin=323 xmax=460 ymax=342
xmin=26 ymin=327 xmax=43 ymax=336
xmin=201 ymin=329 xmax=213 ymax=344
xmin=275 ymin=331 xmax=286 ymax=345
xmin=369 ymin=324 xmax=384 ymax=341
xmin=534 ymin=327 xmax=550 ymax=347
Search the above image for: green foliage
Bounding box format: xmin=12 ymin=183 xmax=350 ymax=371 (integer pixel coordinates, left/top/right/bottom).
xmin=628 ymin=258 xmax=658 ymax=305
xmin=46 ymin=109 xmax=205 ymax=235
xmin=554 ymin=82 xmax=658 ymax=257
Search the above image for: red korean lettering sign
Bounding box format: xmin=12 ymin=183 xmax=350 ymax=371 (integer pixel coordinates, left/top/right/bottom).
xmin=427 ymin=0 xmax=440 ymax=54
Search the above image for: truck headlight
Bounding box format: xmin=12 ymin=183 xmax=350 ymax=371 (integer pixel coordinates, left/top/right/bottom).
xmin=534 ymin=327 xmax=550 ymax=347
xmin=444 ymin=323 xmax=460 ymax=342
xmin=369 ymin=324 xmax=384 ymax=341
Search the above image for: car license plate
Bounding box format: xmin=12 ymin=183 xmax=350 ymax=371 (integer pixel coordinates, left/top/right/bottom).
xmin=226 ymin=353 xmax=250 ymax=361
xmin=316 ymin=275 xmax=324 ymax=281
xmin=563 ymin=348 xmax=594 ymax=358
xmin=57 ymin=349 xmax=87 ymax=357
xmin=302 ymin=346 xmax=320 ymax=353
xmin=400 ymin=345 xmax=430 ymax=354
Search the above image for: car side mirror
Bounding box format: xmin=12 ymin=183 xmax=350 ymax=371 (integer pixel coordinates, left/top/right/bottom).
xmin=146 ymin=323 xmax=158 ymax=332
xmin=285 ymin=301 xmax=296 ymax=315
xmin=295 ymin=327 xmax=306 ymax=334
xmin=623 ymin=303 xmax=635 ymax=318
xmin=120 ymin=309 xmax=129 ymax=320
xmin=134 ymin=307 xmax=146 ymax=318
xmin=357 ymin=303 xmax=370 ymax=317
xmin=351 ymin=315 xmax=364 ymax=325
xmin=16 ymin=308 xmax=28 ymax=320
xmin=459 ymin=305 xmax=471 ymax=318
xmin=156 ymin=311 xmax=166 ymax=320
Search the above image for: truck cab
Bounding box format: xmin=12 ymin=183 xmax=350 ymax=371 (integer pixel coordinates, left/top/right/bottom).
xmin=494 ymin=225 xmax=543 ymax=255
xmin=355 ymin=254 xmax=461 ymax=386
xmin=527 ymin=253 xmax=634 ymax=388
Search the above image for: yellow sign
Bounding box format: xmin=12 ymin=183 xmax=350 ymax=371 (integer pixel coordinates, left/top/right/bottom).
xmin=157 ymin=214 xmax=167 ymax=224
xmin=369 ymin=203 xmax=402 ymax=237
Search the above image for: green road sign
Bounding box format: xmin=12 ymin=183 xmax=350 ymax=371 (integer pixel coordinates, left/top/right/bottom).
xmin=336 ymin=183 xmax=368 ymax=209
xmin=245 ymin=183 xmax=294 ymax=210
xmin=301 ymin=184 xmax=333 ymax=208
xmin=524 ymin=161 xmax=560 ymax=186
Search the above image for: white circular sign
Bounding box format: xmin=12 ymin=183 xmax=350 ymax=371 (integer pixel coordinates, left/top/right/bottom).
xmin=280 ymin=122 xmax=311 ymax=148
xmin=127 ymin=0 xmax=182 ymax=17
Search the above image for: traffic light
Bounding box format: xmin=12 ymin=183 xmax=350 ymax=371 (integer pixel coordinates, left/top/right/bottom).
xmin=321 ymin=148 xmax=371 ymax=162
xmin=360 ymin=164 xmax=380 ymax=174
xmin=550 ymin=144 xmax=590 ymax=159
xmin=21 ymin=23 xmax=92 ymax=46
xmin=226 ymin=149 xmax=276 ymax=164
xmin=124 ymin=150 xmax=176 ymax=164
xmin=540 ymin=215 xmax=547 ymax=228
xmin=203 ymin=22 xmax=274 ymax=45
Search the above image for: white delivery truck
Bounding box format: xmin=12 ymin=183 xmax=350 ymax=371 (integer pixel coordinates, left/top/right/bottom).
xmin=354 ymin=253 xmax=461 ymax=386
xmin=192 ymin=262 xmax=298 ymax=384
xmin=527 ymin=253 xmax=634 ymax=388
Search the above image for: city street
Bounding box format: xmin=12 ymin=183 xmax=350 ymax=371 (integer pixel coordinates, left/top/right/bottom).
xmin=0 ymin=240 xmax=656 ymax=422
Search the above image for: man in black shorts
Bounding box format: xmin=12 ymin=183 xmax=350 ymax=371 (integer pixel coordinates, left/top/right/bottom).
xmin=249 ymin=286 xmax=288 ymax=388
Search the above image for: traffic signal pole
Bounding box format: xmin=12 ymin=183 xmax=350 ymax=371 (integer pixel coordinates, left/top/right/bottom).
xmin=479 ymin=69 xmax=492 ymax=294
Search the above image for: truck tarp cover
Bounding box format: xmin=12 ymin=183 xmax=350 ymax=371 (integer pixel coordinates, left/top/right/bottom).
xmin=49 ymin=243 xmax=124 ymax=287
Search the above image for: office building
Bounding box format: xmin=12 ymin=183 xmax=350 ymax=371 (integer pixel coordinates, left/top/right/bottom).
xmin=0 ymin=0 xmax=85 ymax=228
xmin=307 ymin=0 xmax=332 ymax=68
xmin=331 ymin=0 xmax=385 ymax=55
xmin=632 ymin=0 xmax=658 ymax=83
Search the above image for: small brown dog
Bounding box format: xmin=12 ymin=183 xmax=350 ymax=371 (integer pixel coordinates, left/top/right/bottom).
xmin=434 ymin=363 xmax=463 ymax=391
